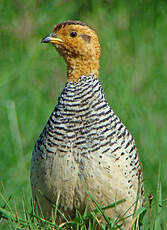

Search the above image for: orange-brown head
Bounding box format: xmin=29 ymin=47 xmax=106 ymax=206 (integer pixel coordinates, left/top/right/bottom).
xmin=41 ymin=21 xmax=101 ymax=82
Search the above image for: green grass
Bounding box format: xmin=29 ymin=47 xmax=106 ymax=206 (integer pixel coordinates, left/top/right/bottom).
xmin=0 ymin=193 xmax=129 ymax=229
xmin=0 ymin=0 xmax=167 ymax=229
xmin=0 ymin=183 xmax=165 ymax=229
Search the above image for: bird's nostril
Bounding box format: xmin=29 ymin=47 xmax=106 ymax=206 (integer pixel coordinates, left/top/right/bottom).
xmin=50 ymin=32 xmax=57 ymax=38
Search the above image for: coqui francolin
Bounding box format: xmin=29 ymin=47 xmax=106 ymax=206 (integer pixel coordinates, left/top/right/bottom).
xmin=30 ymin=20 xmax=144 ymax=229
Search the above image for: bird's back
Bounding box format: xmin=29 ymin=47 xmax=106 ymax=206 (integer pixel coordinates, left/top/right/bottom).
xmin=31 ymin=75 xmax=144 ymax=226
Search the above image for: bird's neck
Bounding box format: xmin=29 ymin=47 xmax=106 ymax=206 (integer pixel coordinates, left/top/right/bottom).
xmin=66 ymin=57 xmax=99 ymax=82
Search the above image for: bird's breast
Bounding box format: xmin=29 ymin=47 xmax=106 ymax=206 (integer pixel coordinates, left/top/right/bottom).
xmin=44 ymin=76 xmax=115 ymax=158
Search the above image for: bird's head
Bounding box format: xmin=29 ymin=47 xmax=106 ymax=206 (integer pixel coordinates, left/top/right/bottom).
xmin=41 ymin=21 xmax=101 ymax=82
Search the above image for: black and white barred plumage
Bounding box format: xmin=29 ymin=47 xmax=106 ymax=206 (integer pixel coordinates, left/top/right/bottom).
xmin=31 ymin=75 xmax=144 ymax=225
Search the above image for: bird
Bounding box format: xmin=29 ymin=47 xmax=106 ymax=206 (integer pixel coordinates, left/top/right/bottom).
xmin=30 ymin=20 xmax=144 ymax=229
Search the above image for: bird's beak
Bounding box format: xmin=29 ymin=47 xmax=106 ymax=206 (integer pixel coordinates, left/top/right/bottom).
xmin=41 ymin=33 xmax=63 ymax=44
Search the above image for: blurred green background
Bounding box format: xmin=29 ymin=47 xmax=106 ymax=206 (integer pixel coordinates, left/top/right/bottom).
xmin=1 ymin=0 xmax=167 ymax=226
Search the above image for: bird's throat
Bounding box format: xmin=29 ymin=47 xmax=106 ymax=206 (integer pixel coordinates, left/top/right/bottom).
xmin=66 ymin=57 xmax=99 ymax=82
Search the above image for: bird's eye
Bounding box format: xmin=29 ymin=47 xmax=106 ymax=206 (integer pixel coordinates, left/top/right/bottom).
xmin=70 ymin=31 xmax=77 ymax=37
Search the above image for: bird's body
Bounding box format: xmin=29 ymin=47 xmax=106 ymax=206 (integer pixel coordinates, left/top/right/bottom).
xmin=31 ymin=21 xmax=144 ymax=229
